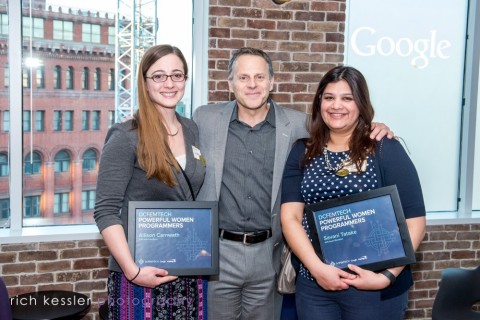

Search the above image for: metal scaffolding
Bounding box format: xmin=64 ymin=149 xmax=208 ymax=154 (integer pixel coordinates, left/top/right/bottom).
xmin=115 ymin=0 xmax=157 ymax=122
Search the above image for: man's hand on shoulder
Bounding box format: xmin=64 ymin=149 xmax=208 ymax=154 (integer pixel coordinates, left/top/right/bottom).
xmin=370 ymin=122 xmax=395 ymax=141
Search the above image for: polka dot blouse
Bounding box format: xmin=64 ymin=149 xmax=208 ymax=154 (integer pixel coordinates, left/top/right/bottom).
xmin=299 ymin=150 xmax=379 ymax=281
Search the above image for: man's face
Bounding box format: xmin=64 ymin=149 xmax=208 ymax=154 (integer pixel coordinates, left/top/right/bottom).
xmin=228 ymin=55 xmax=274 ymax=112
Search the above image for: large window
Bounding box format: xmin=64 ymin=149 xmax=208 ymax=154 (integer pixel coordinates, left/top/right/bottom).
xmin=22 ymin=17 xmax=44 ymax=38
xmin=1 ymin=0 xmax=202 ymax=236
xmin=54 ymin=193 xmax=69 ymax=214
xmin=82 ymin=111 xmax=90 ymax=130
xmin=24 ymin=196 xmax=40 ymax=217
xmin=53 ymin=65 xmax=61 ymax=89
xmin=64 ymin=111 xmax=73 ymax=131
xmin=108 ymin=68 xmax=114 ymax=91
xmin=22 ymin=111 xmax=30 ymax=132
xmin=82 ymin=149 xmax=97 ymax=171
xmin=94 ymin=68 xmax=101 ymax=90
xmin=35 ymin=111 xmax=44 ymax=132
xmin=82 ymin=23 xmax=101 ymax=43
xmin=66 ymin=67 xmax=74 ymax=90
xmin=53 ymin=20 xmax=73 ymax=41
xmin=36 ymin=65 xmax=45 ymax=89
xmin=0 ymin=153 xmax=8 ymax=177
xmin=22 ymin=68 xmax=30 ymax=88
xmin=82 ymin=67 xmax=89 ymax=90
xmin=54 ymin=150 xmax=70 ymax=173
xmin=92 ymin=111 xmax=100 ymax=130
xmin=24 ymin=152 xmax=42 ymax=175
xmin=3 ymin=111 xmax=9 ymax=132
xmin=0 ymin=199 xmax=9 ymax=220
xmin=53 ymin=111 xmax=62 ymax=131
xmin=82 ymin=190 xmax=96 ymax=210
xmin=0 ymin=13 xmax=8 ymax=35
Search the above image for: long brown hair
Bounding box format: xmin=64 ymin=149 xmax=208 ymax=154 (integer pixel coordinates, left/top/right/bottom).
xmin=133 ymin=44 xmax=188 ymax=186
xmin=305 ymin=66 xmax=375 ymax=171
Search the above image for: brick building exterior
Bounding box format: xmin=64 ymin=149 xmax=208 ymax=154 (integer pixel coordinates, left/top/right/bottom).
xmin=0 ymin=0 xmax=115 ymax=225
xmin=0 ymin=1 xmax=478 ymax=319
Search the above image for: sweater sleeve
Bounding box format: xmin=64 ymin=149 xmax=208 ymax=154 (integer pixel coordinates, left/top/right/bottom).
xmin=94 ymin=124 xmax=136 ymax=232
xmin=281 ymin=139 xmax=306 ymax=204
xmin=379 ymin=138 xmax=426 ymax=219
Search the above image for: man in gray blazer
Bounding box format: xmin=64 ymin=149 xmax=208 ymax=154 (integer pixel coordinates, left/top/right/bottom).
xmin=193 ymin=47 xmax=391 ymax=320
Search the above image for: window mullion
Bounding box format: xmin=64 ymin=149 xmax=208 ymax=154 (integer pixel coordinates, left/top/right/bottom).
xmin=8 ymin=0 xmax=23 ymax=231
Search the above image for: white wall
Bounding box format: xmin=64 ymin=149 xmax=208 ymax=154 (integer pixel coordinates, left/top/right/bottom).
xmin=345 ymin=0 xmax=469 ymax=213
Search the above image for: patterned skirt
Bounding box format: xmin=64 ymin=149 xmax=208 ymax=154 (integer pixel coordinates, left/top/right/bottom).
xmin=107 ymin=271 xmax=207 ymax=320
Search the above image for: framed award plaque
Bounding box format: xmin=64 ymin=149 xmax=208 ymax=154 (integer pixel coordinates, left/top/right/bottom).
xmin=128 ymin=201 xmax=219 ymax=276
xmin=305 ymin=185 xmax=416 ymax=271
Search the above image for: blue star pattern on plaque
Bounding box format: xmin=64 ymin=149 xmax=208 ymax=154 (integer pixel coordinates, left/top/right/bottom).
xmin=176 ymin=228 xmax=209 ymax=262
xmin=365 ymin=221 xmax=396 ymax=256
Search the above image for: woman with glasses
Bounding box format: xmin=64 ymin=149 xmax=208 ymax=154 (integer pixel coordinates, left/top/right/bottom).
xmin=94 ymin=44 xmax=206 ymax=319
xmin=280 ymin=66 xmax=426 ymax=320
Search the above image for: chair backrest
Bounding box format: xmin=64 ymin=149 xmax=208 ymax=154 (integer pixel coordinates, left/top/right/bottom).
xmin=432 ymin=266 xmax=480 ymax=320
xmin=0 ymin=277 xmax=13 ymax=320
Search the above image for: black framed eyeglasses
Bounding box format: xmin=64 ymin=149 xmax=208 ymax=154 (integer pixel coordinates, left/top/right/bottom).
xmin=145 ymin=73 xmax=187 ymax=83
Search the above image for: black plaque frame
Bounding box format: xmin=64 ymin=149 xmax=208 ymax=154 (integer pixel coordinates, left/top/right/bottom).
xmin=128 ymin=201 xmax=219 ymax=276
xmin=305 ymin=185 xmax=415 ymax=271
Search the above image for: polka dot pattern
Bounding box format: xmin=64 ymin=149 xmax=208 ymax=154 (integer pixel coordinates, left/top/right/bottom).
xmin=298 ymin=151 xmax=378 ymax=281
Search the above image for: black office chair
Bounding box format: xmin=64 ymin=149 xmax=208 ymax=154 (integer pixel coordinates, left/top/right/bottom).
xmin=432 ymin=266 xmax=480 ymax=320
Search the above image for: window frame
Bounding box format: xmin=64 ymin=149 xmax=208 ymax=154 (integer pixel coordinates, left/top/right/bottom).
xmin=24 ymin=152 xmax=42 ymax=175
xmin=1 ymin=0 xmax=208 ymax=242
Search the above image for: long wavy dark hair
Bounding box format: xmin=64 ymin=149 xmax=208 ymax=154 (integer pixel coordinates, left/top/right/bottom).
xmin=305 ymin=66 xmax=376 ymax=171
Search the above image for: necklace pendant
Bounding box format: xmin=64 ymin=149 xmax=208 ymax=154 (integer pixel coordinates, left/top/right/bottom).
xmin=336 ymin=168 xmax=349 ymax=177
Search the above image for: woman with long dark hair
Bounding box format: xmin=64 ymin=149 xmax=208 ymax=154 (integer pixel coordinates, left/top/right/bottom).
xmin=281 ymin=66 xmax=426 ymax=320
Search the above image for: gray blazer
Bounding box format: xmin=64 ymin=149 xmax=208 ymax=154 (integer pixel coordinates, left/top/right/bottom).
xmin=193 ymin=100 xmax=309 ymax=273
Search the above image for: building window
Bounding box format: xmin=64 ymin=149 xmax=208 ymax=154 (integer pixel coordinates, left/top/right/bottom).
xmin=108 ymin=68 xmax=114 ymax=91
xmin=36 ymin=65 xmax=45 ymax=88
xmin=0 ymin=199 xmax=9 ymax=219
xmin=108 ymin=111 xmax=115 ymax=128
xmin=23 ymin=111 xmax=31 ymax=132
xmin=22 ymin=17 xmax=44 ymax=38
xmin=64 ymin=111 xmax=73 ymax=131
xmin=66 ymin=67 xmax=74 ymax=90
xmin=0 ymin=153 xmax=8 ymax=177
xmin=92 ymin=111 xmax=100 ymax=130
xmin=54 ymin=150 xmax=70 ymax=173
xmin=82 ymin=149 xmax=97 ymax=171
xmin=22 ymin=68 xmax=30 ymax=88
xmin=94 ymin=68 xmax=101 ymax=90
xmin=82 ymin=190 xmax=96 ymax=210
xmin=108 ymin=26 xmax=115 ymax=45
xmin=24 ymin=152 xmax=42 ymax=175
xmin=24 ymin=195 xmax=40 ymax=217
xmin=82 ymin=111 xmax=90 ymax=130
xmin=53 ymin=20 xmax=73 ymax=41
xmin=82 ymin=23 xmax=101 ymax=43
xmin=3 ymin=111 xmax=9 ymax=132
xmin=35 ymin=111 xmax=44 ymax=132
xmin=53 ymin=111 xmax=62 ymax=131
xmin=54 ymin=193 xmax=69 ymax=214
xmin=54 ymin=65 xmax=61 ymax=89
xmin=4 ymin=63 xmax=9 ymax=87
xmin=82 ymin=67 xmax=89 ymax=90
xmin=0 ymin=13 xmax=8 ymax=35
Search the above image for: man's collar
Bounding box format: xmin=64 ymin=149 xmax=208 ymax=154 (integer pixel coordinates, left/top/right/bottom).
xmin=230 ymin=99 xmax=276 ymax=127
